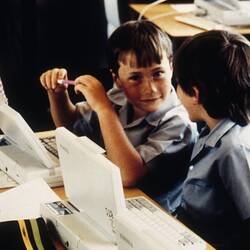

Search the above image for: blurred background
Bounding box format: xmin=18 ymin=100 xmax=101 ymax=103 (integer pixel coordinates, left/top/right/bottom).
xmin=0 ymin=0 xmax=191 ymax=131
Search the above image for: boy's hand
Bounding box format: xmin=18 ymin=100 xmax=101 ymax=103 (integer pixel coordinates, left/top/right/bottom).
xmin=40 ymin=68 xmax=68 ymax=93
xmin=74 ymin=75 xmax=112 ymax=113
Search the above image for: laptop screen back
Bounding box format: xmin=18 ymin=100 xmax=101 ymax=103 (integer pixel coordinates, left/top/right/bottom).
xmin=55 ymin=127 xmax=127 ymax=241
xmin=0 ymin=104 xmax=56 ymax=168
xmin=194 ymin=0 xmax=240 ymax=10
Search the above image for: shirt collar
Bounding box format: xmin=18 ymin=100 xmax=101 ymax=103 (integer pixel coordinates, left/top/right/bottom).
xmin=145 ymin=88 xmax=181 ymax=126
xmin=191 ymin=119 xmax=236 ymax=160
xmin=202 ymin=118 xmax=236 ymax=148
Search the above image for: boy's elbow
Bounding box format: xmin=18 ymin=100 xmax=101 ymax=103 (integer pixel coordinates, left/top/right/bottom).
xmin=121 ymin=161 xmax=147 ymax=187
xmin=122 ymin=169 xmax=146 ymax=188
xmin=122 ymin=177 xmax=137 ymax=188
xmin=122 ymin=171 xmax=140 ymax=187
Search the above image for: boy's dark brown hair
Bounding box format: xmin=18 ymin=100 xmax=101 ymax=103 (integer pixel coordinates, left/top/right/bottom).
xmin=174 ymin=30 xmax=250 ymax=126
xmin=107 ymin=20 xmax=173 ymax=75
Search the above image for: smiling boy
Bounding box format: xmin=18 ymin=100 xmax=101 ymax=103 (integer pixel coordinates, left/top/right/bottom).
xmin=40 ymin=20 xmax=197 ymax=211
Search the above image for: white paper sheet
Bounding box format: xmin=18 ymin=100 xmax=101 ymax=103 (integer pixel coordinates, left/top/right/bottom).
xmin=0 ymin=178 xmax=60 ymax=222
xmin=170 ymin=3 xmax=196 ymax=13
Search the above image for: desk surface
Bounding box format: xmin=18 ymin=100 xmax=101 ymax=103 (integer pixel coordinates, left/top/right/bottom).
xmin=130 ymin=3 xmax=250 ymax=37
xmin=53 ymin=186 xmax=147 ymax=200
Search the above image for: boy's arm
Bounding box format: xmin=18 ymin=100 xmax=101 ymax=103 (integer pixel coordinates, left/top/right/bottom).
xmin=40 ymin=68 xmax=77 ymax=130
xmin=47 ymin=90 xmax=77 ymax=129
xmin=75 ymin=75 xmax=147 ymax=187
xmin=98 ymin=109 xmax=147 ymax=187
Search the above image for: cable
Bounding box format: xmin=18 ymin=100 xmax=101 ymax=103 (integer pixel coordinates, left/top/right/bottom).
xmin=138 ymin=0 xmax=197 ymax=22
xmin=138 ymin=0 xmax=167 ymax=20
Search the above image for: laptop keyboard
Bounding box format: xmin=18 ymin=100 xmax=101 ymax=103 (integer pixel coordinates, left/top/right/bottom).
xmin=40 ymin=136 xmax=58 ymax=158
xmin=126 ymin=197 xmax=203 ymax=248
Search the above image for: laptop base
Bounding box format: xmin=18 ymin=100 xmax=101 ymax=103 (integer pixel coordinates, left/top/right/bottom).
xmin=0 ymin=144 xmax=62 ymax=187
xmin=41 ymin=201 xmax=117 ymax=250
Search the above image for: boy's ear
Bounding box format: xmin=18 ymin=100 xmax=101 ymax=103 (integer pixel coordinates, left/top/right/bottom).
xmin=112 ymin=72 xmax=122 ymax=89
xmin=192 ymin=86 xmax=200 ymax=104
xmin=170 ymin=61 xmax=173 ymax=71
xmin=111 ymin=71 xmax=117 ymax=82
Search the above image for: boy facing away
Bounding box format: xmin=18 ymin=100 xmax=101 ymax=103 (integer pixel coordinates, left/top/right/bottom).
xmin=40 ymin=20 xmax=197 ymax=212
xmin=174 ymin=30 xmax=250 ymax=249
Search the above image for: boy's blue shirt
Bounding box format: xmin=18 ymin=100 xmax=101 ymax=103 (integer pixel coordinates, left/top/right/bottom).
xmin=74 ymin=85 xmax=197 ymax=211
xmin=178 ymin=118 xmax=250 ymax=249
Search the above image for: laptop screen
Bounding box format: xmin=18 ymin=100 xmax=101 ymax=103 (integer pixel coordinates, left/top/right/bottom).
xmin=0 ymin=104 xmax=56 ymax=168
xmin=55 ymin=127 xmax=127 ymax=241
xmin=194 ymin=0 xmax=240 ymax=10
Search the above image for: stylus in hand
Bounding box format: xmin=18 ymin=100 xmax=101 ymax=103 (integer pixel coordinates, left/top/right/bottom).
xmin=57 ymin=79 xmax=75 ymax=85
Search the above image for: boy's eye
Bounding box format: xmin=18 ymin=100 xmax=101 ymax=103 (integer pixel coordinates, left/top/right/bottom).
xmin=153 ymin=71 xmax=165 ymax=79
xmin=129 ymin=75 xmax=141 ymax=82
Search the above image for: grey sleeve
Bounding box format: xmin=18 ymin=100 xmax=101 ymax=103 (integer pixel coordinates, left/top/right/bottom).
xmin=136 ymin=115 xmax=197 ymax=169
xmin=73 ymin=102 xmax=94 ymax=136
xmin=219 ymin=144 xmax=250 ymax=220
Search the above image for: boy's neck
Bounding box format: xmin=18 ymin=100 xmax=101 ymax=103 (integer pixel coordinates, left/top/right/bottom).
xmin=204 ymin=116 xmax=222 ymax=130
xmin=198 ymin=105 xmax=222 ymax=130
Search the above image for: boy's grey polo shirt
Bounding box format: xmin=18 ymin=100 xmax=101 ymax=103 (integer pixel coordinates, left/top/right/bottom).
xmin=75 ymin=86 xmax=196 ymax=167
xmin=178 ymin=119 xmax=250 ymax=249
xmin=75 ymin=86 xmax=197 ymax=210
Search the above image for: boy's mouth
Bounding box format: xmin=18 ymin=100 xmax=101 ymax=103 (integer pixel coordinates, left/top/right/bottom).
xmin=140 ymin=96 xmax=161 ymax=102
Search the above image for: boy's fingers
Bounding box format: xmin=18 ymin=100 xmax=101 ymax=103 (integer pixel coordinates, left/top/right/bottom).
xmin=40 ymin=68 xmax=68 ymax=91
xmin=75 ymin=75 xmax=96 ymax=87
xmin=74 ymin=84 xmax=85 ymax=95
xmin=40 ymin=73 xmax=47 ymax=89
xmin=44 ymin=70 xmax=53 ymax=89
xmin=51 ymin=68 xmax=60 ymax=89
xmin=58 ymin=68 xmax=67 ymax=80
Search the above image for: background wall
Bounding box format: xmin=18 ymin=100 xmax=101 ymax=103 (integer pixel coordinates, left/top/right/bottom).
xmin=0 ymin=0 xmax=191 ymax=131
xmin=0 ymin=0 xmax=130 ymax=131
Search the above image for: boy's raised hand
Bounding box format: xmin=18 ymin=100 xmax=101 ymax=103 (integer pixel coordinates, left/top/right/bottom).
xmin=74 ymin=75 xmax=113 ymax=113
xmin=40 ymin=68 xmax=68 ymax=93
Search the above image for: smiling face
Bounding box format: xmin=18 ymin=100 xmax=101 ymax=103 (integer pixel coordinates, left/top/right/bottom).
xmin=115 ymin=52 xmax=173 ymax=118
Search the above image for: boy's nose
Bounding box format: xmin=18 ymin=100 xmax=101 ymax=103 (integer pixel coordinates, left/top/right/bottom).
xmin=141 ymin=79 xmax=158 ymax=94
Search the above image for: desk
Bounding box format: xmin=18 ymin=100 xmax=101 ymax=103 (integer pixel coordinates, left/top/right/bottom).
xmin=53 ymin=186 xmax=147 ymax=200
xmin=0 ymin=184 xmax=214 ymax=249
xmin=130 ymin=3 xmax=250 ymax=38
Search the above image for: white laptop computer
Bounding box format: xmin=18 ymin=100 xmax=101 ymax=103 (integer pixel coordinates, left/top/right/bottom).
xmin=0 ymin=104 xmax=62 ymax=186
xmin=41 ymin=127 xmax=207 ymax=250
xmin=194 ymin=0 xmax=250 ymax=26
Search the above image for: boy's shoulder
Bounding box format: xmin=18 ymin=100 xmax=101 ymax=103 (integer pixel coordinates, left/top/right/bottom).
xmin=238 ymin=124 xmax=250 ymax=147
xmin=219 ymin=123 xmax=250 ymax=158
xmin=216 ymin=124 xmax=250 ymax=178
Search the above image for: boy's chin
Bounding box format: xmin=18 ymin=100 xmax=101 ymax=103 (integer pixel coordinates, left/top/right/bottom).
xmin=141 ymin=104 xmax=163 ymax=113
